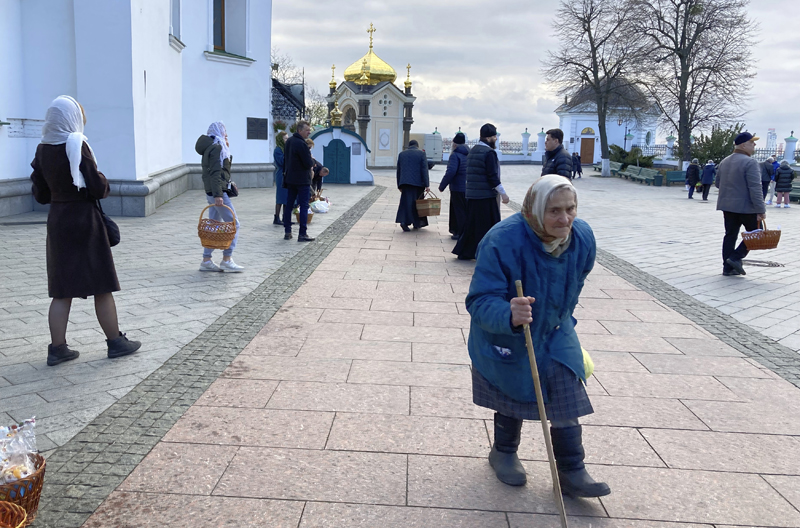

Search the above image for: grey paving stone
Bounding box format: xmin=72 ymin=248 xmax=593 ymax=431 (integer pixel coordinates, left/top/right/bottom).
xmin=300 ymin=502 xmax=508 ymax=528
xmin=267 ymin=381 xmax=410 ymax=415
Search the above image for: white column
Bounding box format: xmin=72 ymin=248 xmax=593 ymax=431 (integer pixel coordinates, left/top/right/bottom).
xmin=784 ymin=133 xmax=798 ymax=164
xmin=535 ymin=130 xmax=546 ymax=163
xmin=521 ymin=129 xmax=530 ymax=156
xmin=495 ymin=132 xmax=503 ymax=161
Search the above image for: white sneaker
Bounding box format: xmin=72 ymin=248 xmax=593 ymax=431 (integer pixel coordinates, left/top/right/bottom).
xmin=785 ymin=204 xmax=791 ymax=208
xmin=219 ymin=259 xmax=244 ymax=272
xmin=199 ymin=260 xmax=221 ymax=272
xmin=775 ymin=204 xmax=782 ymax=208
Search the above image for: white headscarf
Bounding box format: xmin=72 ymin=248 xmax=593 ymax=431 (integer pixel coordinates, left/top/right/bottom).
xmin=521 ymin=175 xmax=578 ymax=257
xmin=40 ymin=95 xmax=97 ymax=191
xmin=207 ymin=122 xmax=231 ymax=167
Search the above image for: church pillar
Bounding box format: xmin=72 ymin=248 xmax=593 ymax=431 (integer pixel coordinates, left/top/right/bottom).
xmin=403 ymin=102 xmax=414 ymax=149
xmin=357 ymin=98 xmax=370 ymax=140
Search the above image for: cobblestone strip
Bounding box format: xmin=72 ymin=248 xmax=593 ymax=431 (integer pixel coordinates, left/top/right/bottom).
xmin=32 ymin=186 xmax=386 ymax=528
xmin=507 ymin=199 xmax=800 ymax=390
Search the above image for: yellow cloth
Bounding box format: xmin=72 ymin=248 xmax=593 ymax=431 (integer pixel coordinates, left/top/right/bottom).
xmin=583 ymin=347 xmax=594 ymax=378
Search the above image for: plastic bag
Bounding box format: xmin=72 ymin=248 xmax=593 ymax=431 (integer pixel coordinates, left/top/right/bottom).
xmin=310 ymin=200 xmax=330 ymax=213
xmin=1 ymin=418 xmax=37 ymax=484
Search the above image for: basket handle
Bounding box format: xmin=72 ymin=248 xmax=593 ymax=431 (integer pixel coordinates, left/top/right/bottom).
xmin=759 ymin=219 xmax=767 ymax=230
xmin=199 ymin=204 xmax=237 ymax=225
xmin=418 ymin=189 xmax=439 ymax=200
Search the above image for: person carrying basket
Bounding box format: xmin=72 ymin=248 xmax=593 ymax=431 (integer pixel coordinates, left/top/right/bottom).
xmin=466 ymin=175 xmax=610 ymax=499
xmin=195 ymin=122 xmax=243 ymax=272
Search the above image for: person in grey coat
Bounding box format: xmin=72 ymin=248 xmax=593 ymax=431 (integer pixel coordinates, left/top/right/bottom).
xmin=395 ymin=140 xmax=430 ymax=231
xmin=715 ymin=132 xmax=766 ymax=276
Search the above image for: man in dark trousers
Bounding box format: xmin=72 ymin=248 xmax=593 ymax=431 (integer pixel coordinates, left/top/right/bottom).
xmin=395 ymin=140 xmax=430 ymax=231
xmin=282 ymin=121 xmax=315 ymax=242
xmin=715 ymin=132 xmax=766 ymax=276
xmin=439 ymin=132 xmax=469 ymax=239
xmin=760 ymin=157 xmax=775 ymax=200
xmin=453 ymin=123 xmax=509 ymax=260
xmin=541 ymin=128 xmax=573 ymax=179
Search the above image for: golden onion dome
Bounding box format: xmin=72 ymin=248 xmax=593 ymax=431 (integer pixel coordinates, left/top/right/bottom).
xmin=343 ymin=24 xmax=397 ymax=85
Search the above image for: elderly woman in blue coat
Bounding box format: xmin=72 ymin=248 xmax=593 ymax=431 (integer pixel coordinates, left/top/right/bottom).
xmin=467 ymin=175 xmax=610 ymax=498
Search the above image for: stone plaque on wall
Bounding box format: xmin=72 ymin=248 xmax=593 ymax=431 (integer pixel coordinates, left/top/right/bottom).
xmin=352 ymin=142 xmax=361 ymax=156
xmin=379 ymin=128 xmax=391 ymax=150
xmin=247 ymin=118 xmax=268 ymax=140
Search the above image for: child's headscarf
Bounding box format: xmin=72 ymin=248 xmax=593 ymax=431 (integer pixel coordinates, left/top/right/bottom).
xmin=40 ymin=95 xmax=97 ymax=190
xmin=521 ymin=175 xmax=578 ymax=257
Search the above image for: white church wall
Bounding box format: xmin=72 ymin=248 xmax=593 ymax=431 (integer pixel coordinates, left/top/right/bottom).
xmin=309 ymin=128 xmax=374 ymax=185
xmin=130 ymin=0 xmax=182 ymax=179
xmin=181 ymin=0 xmax=273 ymax=166
xmin=0 ymin=0 xmax=29 ymax=187
xmin=74 ymin=0 xmax=138 ymax=181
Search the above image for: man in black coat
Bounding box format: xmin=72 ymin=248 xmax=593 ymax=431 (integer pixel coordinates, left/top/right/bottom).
xmin=541 ymin=128 xmax=573 ymax=179
xmin=282 ymin=121 xmax=315 ymax=242
xmin=395 ymin=140 xmax=430 ymax=231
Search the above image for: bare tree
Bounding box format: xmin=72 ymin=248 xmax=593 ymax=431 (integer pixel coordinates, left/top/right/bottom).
xmin=270 ymin=47 xmax=303 ymax=84
xmin=271 ymin=48 xmax=328 ymax=126
xmin=631 ymin=0 xmax=757 ymax=163
xmin=543 ymin=0 xmax=647 ymax=176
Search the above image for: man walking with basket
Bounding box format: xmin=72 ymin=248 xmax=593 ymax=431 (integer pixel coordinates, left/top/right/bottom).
xmin=395 ymin=139 xmax=430 ymax=232
xmin=715 ymin=132 xmax=766 ymax=276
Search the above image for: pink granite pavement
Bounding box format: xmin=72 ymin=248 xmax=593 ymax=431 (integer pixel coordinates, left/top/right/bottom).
xmin=81 ymin=184 xmax=800 ymax=527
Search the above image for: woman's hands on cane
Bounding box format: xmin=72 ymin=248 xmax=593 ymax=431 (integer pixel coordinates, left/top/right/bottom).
xmin=511 ymin=296 xmax=536 ymax=327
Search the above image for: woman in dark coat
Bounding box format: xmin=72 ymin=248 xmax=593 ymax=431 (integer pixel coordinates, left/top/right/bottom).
xmin=700 ymin=160 xmax=716 ymax=201
xmin=273 ymin=131 xmax=288 ymax=224
xmin=686 ymin=159 xmax=701 ymax=199
xmin=395 ymin=140 xmax=430 ymax=231
xmin=31 ymin=96 xmax=141 ymax=366
xmin=774 ymin=160 xmax=795 ymax=208
xmin=439 ymin=132 xmax=468 ymax=240
xmin=467 ymin=175 xmax=609 ymax=498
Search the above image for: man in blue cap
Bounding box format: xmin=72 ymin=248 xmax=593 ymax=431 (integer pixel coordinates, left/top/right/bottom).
xmin=715 ymin=132 xmax=766 ymax=276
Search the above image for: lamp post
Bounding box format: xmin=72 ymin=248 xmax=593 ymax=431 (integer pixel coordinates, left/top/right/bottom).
xmin=618 ymin=118 xmax=629 ymax=150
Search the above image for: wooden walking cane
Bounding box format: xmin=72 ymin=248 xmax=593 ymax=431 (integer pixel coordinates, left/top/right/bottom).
xmin=515 ymin=280 xmax=569 ymax=528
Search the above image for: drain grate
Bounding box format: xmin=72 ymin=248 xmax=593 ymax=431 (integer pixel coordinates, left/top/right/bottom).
xmin=743 ymin=259 xmax=785 ymax=268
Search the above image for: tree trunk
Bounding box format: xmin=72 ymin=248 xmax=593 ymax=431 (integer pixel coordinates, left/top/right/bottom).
xmin=597 ymin=100 xmax=611 ymax=177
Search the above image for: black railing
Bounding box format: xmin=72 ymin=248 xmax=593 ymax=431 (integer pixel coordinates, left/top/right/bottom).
xmin=442 ymin=138 xmax=536 ymax=154
xmin=631 ymin=144 xmax=668 ymax=158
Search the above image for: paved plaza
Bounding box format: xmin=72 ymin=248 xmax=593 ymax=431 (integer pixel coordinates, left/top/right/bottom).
xmin=3 ymin=168 xmax=800 ymax=527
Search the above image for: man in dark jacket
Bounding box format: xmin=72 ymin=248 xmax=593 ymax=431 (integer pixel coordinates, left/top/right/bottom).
xmin=541 ymin=128 xmax=573 ymax=178
xmin=453 ymin=123 xmax=509 ymax=260
xmin=395 ymin=140 xmax=430 ymax=231
xmin=760 ymin=157 xmax=775 ymax=199
xmin=715 ymin=132 xmax=766 ymax=276
xmin=439 ymin=132 xmax=469 ymax=239
xmin=282 ymin=121 xmax=315 ymax=242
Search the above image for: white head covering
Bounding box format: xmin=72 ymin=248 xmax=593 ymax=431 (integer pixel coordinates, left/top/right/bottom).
xmin=207 ymin=122 xmax=231 ymax=167
xmin=521 ymin=175 xmax=578 ymax=257
xmin=40 ymin=95 xmax=97 ymax=191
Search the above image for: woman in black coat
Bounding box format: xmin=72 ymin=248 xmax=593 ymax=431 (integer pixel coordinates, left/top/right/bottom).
xmin=31 ymin=96 xmax=141 ymax=366
xmin=686 ymin=159 xmax=701 ymax=199
xmin=439 ymin=133 xmax=468 ymax=239
xmin=774 ymin=160 xmax=795 ymax=208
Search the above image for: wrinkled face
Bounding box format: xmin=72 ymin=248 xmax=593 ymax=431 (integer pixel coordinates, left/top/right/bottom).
xmin=740 ymin=139 xmax=756 ymax=155
xmin=544 ymin=134 xmax=560 ymax=151
xmin=543 ymin=188 xmax=577 ymax=239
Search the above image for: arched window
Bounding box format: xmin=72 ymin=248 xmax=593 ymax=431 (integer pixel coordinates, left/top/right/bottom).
xmin=581 ymin=127 xmax=595 ymax=135
xmin=343 ymin=107 xmax=357 ymax=132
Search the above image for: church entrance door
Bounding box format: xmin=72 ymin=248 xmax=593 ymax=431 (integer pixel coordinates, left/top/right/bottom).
xmin=580 ymin=138 xmax=595 ymax=164
xmin=324 ymin=139 xmax=351 ymax=184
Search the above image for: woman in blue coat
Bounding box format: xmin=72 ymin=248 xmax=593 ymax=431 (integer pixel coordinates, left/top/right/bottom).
xmin=273 ymin=131 xmax=288 ymax=225
xmin=439 ymin=132 xmax=469 ymax=240
xmin=700 ymin=160 xmax=716 ymax=201
xmin=467 ymin=175 xmax=610 ymax=498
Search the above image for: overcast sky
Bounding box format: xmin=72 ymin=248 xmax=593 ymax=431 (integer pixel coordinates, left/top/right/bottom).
xmin=273 ymin=0 xmax=800 ymax=145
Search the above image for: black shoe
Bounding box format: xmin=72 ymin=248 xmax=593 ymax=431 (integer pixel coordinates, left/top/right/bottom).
xmin=284 ymin=233 xmax=293 ymax=240
xmin=401 ymin=225 xmax=410 ymax=232
xmin=489 ymin=413 xmax=527 ymax=486
xmin=107 ymin=332 xmax=141 ymax=359
xmin=297 ymin=234 xmax=315 ymax=242
xmin=551 ymin=425 xmax=611 ymax=498
xmin=725 ymin=258 xmax=746 ymax=276
xmin=47 ymin=343 xmax=80 ymax=366
xmin=723 ymin=268 xmax=743 ymax=276
xmin=273 ymin=215 xmax=283 ymax=225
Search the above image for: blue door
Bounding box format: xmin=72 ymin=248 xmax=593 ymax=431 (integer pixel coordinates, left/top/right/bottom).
xmin=323 ymin=139 xmax=351 ymax=184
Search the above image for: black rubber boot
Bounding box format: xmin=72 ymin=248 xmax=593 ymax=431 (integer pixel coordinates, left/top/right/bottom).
xmin=47 ymin=343 xmax=80 ymax=366
xmin=273 ymin=214 xmax=283 ymax=225
xmin=488 ymin=413 xmax=527 ymax=486
xmin=107 ymin=332 xmax=142 ymax=359
xmin=551 ymin=425 xmax=611 ymax=498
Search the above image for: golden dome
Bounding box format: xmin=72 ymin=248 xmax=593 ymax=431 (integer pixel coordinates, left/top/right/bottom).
xmin=343 ymin=24 xmax=397 ymax=85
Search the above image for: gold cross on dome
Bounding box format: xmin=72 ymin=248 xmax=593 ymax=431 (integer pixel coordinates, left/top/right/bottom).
xmin=406 ymin=63 xmax=411 ymax=78
xmin=368 ymin=23 xmax=376 ymax=48
xmin=330 ymin=64 xmax=336 ymax=80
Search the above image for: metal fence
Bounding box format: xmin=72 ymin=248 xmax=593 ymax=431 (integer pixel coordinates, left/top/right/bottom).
xmin=442 ymin=138 xmax=536 ymax=154
xmin=500 ymin=141 xmax=523 ymax=154
xmin=631 ymin=144 xmax=668 ymax=158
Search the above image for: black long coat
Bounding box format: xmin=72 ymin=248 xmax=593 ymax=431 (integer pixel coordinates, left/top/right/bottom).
xmin=31 ymin=143 xmax=120 ymax=299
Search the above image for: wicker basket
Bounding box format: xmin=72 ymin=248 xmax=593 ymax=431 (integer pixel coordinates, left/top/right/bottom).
xmin=198 ymin=204 xmax=237 ymax=250
xmin=0 ymin=454 xmax=45 ymax=527
xmin=742 ymin=220 xmax=781 ymax=250
xmin=416 ymin=190 xmax=442 ymax=217
xmin=294 ymin=211 xmax=314 ymax=224
xmin=0 ymin=502 xmax=27 ymax=528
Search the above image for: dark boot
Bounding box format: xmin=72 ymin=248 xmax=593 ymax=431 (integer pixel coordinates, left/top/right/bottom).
xmin=273 ymin=214 xmax=283 ymax=225
xmin=488 ymin=413 xmax=527 ymax=486
xmin=107 ymin=332 xmax=142 ymax=359
xmin=551 ymin=425 xmax=611 ymax=498
xmin=47 ymin=343 xmax=80 ymax=366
